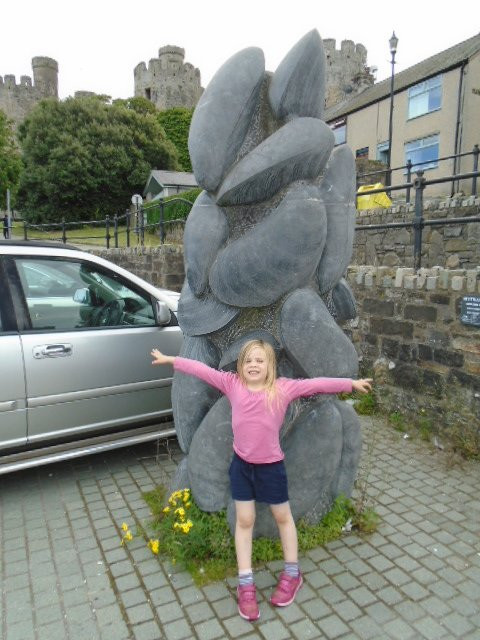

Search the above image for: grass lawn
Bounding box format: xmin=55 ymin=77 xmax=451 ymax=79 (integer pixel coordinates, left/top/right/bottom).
xmin=10 ymin=221 xmax=173 ymax=248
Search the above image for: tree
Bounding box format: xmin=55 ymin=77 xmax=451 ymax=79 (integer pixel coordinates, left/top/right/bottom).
xmin=157 ymin=107 xmax=194 ymax=172
xmin=0 ymin=110 xmax=22 ymax=209
xmin=16 ymin=97 xmax=180 ymax=223
xmin=113 ymin=96 xmax=158 ymax=116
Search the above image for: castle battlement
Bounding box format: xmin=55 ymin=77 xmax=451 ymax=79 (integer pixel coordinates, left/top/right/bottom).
xmin=323 ymin=39 xmax=368 ymax=64
xmin=134 ymin=45 xmax=203 ymax=111
xmin=0 ymin=74 xmax=33 ymax=89
xmin=322 ymin=38 xmax=374 ymax=109
xmin=0 ymin=56 xmax=58 ymax=125
xmin=158 ymin=45 xmax=185 ymax=59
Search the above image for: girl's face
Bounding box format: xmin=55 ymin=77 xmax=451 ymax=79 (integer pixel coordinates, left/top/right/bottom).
xmin=242 ymin=347 xmax=269 ymax=386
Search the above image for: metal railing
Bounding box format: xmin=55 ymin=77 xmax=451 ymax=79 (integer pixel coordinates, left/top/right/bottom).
xmin=21 ymin=196 xmax=193 ymax=248
xmin=355 ymin=169 xmax=480 ymax=270
xmin=17 ymin=171 xmax=480 ymax=272
xmin=356 ymin=144 xmax=479 ymax=203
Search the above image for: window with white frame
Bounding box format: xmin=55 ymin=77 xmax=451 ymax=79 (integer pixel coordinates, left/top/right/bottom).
xmin=404 ymin=134 xmax=439 ymax=172
xmin=330 ymin=119 xmax=346 ymax=145
xmin=408 ymin=75 xmax=442 ymax=119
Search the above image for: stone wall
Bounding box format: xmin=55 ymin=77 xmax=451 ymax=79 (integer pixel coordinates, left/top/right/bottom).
xmin=91 ymin=245 xmax=185 ymax=292
xmin=353 ymin=196 xmax=480 ymax=268
xmin=345 ymin=265 xmax=480 ymax=437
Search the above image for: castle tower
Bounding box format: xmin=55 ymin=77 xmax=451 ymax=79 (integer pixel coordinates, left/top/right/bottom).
xmin=134 ymin=45 xmax=203 ymax=111
xmin=32 ymin=56 xmax=59 ymax=98
xmin=0 ymin=56 xmax=59 ymax=126
xmin=323 ymin=39 xmax=374 ymax=109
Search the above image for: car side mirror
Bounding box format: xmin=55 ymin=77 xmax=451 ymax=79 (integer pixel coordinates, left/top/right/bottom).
xmin=73 ymin=287 xmax=92 ymax=304
xmin=155 ymin=300 xmax=171 ymax=325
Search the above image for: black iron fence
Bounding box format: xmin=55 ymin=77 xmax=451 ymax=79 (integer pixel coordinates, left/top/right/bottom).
xmin=355 ymin=168 xmax=480 ymax=270
xmin=21 ymin=196 xmax=194 ymax=249
xmin=356 ymin=144 xmax=479 ymax=203
xmin=18 ymin=167 xmax=480 ymax=271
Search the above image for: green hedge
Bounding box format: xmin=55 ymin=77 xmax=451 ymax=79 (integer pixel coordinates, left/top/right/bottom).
xmin=144 ymin=187 xmax=202 ymax=227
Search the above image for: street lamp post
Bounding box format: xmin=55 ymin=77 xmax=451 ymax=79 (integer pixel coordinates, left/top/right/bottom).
xmin=386 ymin=31 xmax=398 ymax=189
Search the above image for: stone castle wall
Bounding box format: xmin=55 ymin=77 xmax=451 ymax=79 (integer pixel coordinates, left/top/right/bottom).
xmin=0 ymin=57 xmax=58 ymax=125
xmin=1 ymin=39 xmax=372 ymax=122
xmin=323 ymin=39 xmax=375 ymax=110
xmin=134 ymin=45 xmax=203 ymax=111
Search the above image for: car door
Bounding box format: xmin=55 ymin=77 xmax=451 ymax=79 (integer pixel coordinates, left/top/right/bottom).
xmin=0 ymin=258 xmax=28 ymax=450
xmin=9 ymin=254 xmax=182 ymax=444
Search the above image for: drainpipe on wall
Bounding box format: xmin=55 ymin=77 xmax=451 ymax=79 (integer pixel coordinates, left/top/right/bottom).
xmin=452 ymin=60 xmax=467 ymax=196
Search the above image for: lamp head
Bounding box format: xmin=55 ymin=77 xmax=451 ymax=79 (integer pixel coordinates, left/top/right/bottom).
xmin=389 ymin=31 xmax=398 ymax=54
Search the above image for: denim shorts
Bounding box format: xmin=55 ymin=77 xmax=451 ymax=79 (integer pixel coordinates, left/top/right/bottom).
xmin=229 ymin=452 xmax=289 ymax=504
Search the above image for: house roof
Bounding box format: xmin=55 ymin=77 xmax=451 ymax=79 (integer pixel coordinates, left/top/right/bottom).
xmin=144 ymin=170 xmax=198 ymax=196
xmin=325 ymin=32 xmax=480 ymax=122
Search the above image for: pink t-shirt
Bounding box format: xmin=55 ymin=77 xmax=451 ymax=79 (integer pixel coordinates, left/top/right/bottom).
xmin=174 ymin=357 xmax=353 ymax=464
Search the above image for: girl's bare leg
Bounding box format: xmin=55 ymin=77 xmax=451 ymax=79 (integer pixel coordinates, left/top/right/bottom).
xmin=234 ymin=500 xmax=256 ymax=571
xmin=270 ymin=501 xmax=298 ymax=563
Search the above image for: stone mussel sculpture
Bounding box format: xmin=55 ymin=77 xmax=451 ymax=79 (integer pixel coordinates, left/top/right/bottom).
xmin=171 ymin=30 xmax=361 ymax=538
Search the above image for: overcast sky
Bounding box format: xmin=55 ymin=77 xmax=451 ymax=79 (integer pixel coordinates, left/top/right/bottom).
xmin=2 ymin=1 xmax=478 ymax=100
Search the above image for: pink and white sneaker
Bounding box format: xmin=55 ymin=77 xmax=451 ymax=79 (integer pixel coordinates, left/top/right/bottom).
xmin=237 ymin=584 xmax=260 ymax=621
xmin=270 ymin=572 xmax=303 ymax=607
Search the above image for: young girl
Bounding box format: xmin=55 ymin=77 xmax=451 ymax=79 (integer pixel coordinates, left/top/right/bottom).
xmin=151 ymin=339 xmax=372 ymax=622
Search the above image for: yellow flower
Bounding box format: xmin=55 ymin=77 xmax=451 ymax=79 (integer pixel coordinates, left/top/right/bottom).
xmin=148 ymin=539 xmax=160 ymax=554
xmin=121 ymin=522 xmax=129 ymax=532
xmin=125 ymin=531 xmax=133 ymax=541
xmin=175 ymin=507 xmax=186 ymax=518
xmin=185 ymin=501 xmax=192 ymax=508
xmin=163 ymin=506 xmax=170 ymax=514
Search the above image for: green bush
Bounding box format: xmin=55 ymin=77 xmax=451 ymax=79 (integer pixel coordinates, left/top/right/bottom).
xmin=144 ymin=187 xmax=201 ymax=228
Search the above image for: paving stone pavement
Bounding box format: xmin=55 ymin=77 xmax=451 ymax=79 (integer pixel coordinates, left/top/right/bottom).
xmin=1 ymin=417 xmax=479 ymax=640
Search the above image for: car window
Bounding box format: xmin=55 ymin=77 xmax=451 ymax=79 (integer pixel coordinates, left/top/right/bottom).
xmin=15 ymin=258 xmax=156 ymax=331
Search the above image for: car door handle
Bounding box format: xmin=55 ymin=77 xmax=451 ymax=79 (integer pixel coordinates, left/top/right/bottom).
xmin=0 ymin=400 xmax=17 ymax=412
xmin=33 ymin=344 xmax=73 ymax=359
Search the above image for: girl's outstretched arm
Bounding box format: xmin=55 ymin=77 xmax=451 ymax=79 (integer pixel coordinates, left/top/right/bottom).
xmin=352 ymin=378 xmax=373 ymax=393
xmin=151 ymin=349 xmax=175 ymax=366
xmin=151 ymin=349 xmax=234 ymax=395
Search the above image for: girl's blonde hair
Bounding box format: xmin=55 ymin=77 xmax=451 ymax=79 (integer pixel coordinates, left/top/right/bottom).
xmin=237 ymin=340 xmax=279 ymax=408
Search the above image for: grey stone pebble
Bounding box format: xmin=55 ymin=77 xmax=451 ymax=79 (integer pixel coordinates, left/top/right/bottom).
xmin=269 ymin=29 xmax=326 ymax=120
xmin=216 ymin=117 xmax=334 ymax=206
xmin=188 ymin=47 xmax=265 ymax=193
xmin=210 ymin=185 xmax=326 ymax=307
xmin=188 ymin=397 xmax=233 ymax=512
xmin=177 ymin=280 xmax=240 ymax=337
xmin=280 ymin=287 xmax=359 ymax=378
xmin=172 ymin=336 xmax=221 ymax=453
xmin=184 ymin=191 xmax=228 ymax=296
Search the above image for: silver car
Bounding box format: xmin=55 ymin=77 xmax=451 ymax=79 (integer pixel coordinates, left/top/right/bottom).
xmin=0 ymin=240 xmax=183 ymax=474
